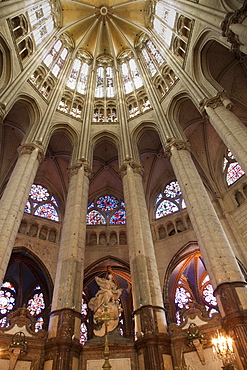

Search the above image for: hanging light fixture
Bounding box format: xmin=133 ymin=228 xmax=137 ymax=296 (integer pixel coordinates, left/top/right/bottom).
xmin=212 ymin=331 xmax=235 ymax=370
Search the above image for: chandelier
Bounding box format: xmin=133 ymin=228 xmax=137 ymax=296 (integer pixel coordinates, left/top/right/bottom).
xmin=212 ymin=331 xmax=235 ymax=369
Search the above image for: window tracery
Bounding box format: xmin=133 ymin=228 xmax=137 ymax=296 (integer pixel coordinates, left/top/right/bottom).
xmin=25 ymin=184 xmax=59 ymax=222
xmin=86 ymin=196 xmax=126 ymax=226
xmin=155 ymin=181 xmax=186 ymax=219
xmin=168 ymin=250 xmax=219 ymax=325
xmin=27 ymin=286 xmax=46 ymax=332
xmin=9 ymin=14 xmax=33 ymax=61
xmin=223 ymin=149 xmax=245 ymax=185
xmin=29 ymin=36 xmax=71 ymax=98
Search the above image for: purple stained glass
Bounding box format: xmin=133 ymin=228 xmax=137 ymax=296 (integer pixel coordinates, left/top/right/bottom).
xmin=35 ymin=317 xmax=44 ymax=332
xmin=156 ymin=200 xmax=179 ymax=218
xmin=30 ymin=184 xmax=49 ymax=202
xmin=175 ymin=286 xmax=192 ymax=309
xmin=27 ymin=292 xmax=45 ymax=316
xmin=34 ymin=203 xmax=59 ymax=221
xmin=0 ymin=290 xmax=15 ymax=314
xmin=110 ymin=209 xmax=126 ymax=224
xmin=226 ymin=162 xmax=245 ymax=185
xmin=86 ymin=210 xmax=106 ymax=225
xmin=96 ymin=196 xmax=118 ymax=211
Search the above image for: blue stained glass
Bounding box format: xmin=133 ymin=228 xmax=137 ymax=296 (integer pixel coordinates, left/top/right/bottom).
xmin=110 ymin=209 xmax=126 ymax=224
xmin=156 ymin=200 xmax=179 ymax=218
xmin=96 ymin=196 xmax=119 ymax=211
xmin=30 ymin=184 xmax=49 ymax=201
xmin=88 ymin=202 xmax=94 ymax=209
xmin=155 ymin=193 xmax=163 ymax=204
xmin=86 ymin=210 xmax=106 ymax=225
xmin=120 ymin=201 xmax=125 ymax=207
xmin=25 ymin=200 xmax=31 ymax=213
xmin=34 ymin=203 xmax=59 ymax=221
xmin=35 ymin=317 xmax=44 ymax=332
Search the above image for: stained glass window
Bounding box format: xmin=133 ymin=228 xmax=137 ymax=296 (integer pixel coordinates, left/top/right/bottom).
xmin=141 ymin=48 xmax=157 ymax=76
xmin=110 ymin=209 xmax=126 ymax=224
xmin=95 ymin=65 xmax=115 ymax=98
xmin=35 ymin=317 xmax=44 ymax=332
xmin=97 ymin=196 xmax=119 ymax=211
xmin=27 ymin=292 xmax=45 ymax=316
xmin=86 ymin=196 xmax=126 ymax=226
xmin=121 ymin=58 xmax=143 ymax=94
xmin=28 ymin=1 xmax=54 ymax=47
xmin=43 ymin=39 xmax=68 ymax=78
xmin=80 ymin=322 xmax=88 ymax=345
xmin=86 ymin=210 xmax=106 ymax=225
xmin=25 ymin=184 xmax=60 ymax=222
xmin=223 ymin=149 xmax=245 ymax=185
xmin=146 ymin=40 xmax=164 ymax=66
xmin=0 ymin=286 xmax=16 ymax=314
xmin=169 ymin=251 xmax=219 ymax=325
xmin=155 ymin=181 xmax=186 ymax=219
xmin=34 ymin=203 xmax=59 ymax=221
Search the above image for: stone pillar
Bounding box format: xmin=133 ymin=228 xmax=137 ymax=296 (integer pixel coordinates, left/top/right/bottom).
xmin=165 ymin=139 xmax=247 ymax=368
xmin=120 ymin=161 xmax=172 ymax=370
xmin=0 ymin=142 xmax=44 ymax=283
xmin=45 ymin=161 xmax=90 ymax=370
xmin=202 ymin=93 xmax=247 ymax=174
xmin=44 ymin=160 xmax=91 ymax=370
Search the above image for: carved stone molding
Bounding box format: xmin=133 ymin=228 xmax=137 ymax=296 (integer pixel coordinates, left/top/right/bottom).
xmin=68 ymin=159 xmax=92 ymax=179
xmin=134 ymin=305 xmax=167 ymax=337
xmin=221 ymin=1 xmax=247 ymax=52
xmin=164 ymin=138 xmax=190 ymax=159
xmin=201 ymin=92 xmax=234 ymax=113
xmin=214 ymin=281 xmax=247 ymax=316
xmin=119 ymin=161 xmax=144 ymax=178
xmin=17 ymin=142 xmax=45 ymax=163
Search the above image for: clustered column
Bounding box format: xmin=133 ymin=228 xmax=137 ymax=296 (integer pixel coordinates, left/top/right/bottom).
xmin=120 ymin=161 xmax=173 ymax=370
xmin=202 ymin=92 xmax=247 ymax=174
xmin=0 ymin=142 xmax=44 ymax=283
xmin=165 ymin=138 xmax=247 ymax=368
xmin=44 ymin=160 xmax=91 ymax=370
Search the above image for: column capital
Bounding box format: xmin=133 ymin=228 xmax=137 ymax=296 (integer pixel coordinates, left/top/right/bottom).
xmin=200 ymin=92 xmax=234 ymax=112
xmin=119 ymin=160 xmax=144 ymax=178
xmin=164 ymin=138 xmax=190 ymax=159
xmin=17 ymin=141 xmax=45 ymax=163
xmin=68 ymin=158 xmax=92 ymax=179
xmin=221 ymin=1 xmax=247 ymax=52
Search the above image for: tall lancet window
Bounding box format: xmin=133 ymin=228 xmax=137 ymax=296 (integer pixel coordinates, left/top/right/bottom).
xmin=44 ymin=39 xmax=69 ymax=77
xmin=28 ymin=1 xmax=55 ymax=47
xmin=66 ymin=58 xmax=89 ymax=95
xmin=153 ymin=3 xmax=176 ymax=47
xmin=120 ymin=55 xmax=144 ymax=94
xmin=95 ymin=58 xmax=115 ymax=98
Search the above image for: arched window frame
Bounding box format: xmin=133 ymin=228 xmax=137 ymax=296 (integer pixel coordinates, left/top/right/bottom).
xmin=25 ymin=184 xmax=60 ymax=222
xmin=223 ymin=149 xmax=245 ymax=186
xmin=155 ymin=180 xmax=186 ymax=219
xmin=86 ymin=195 xmax=126 ymax=226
